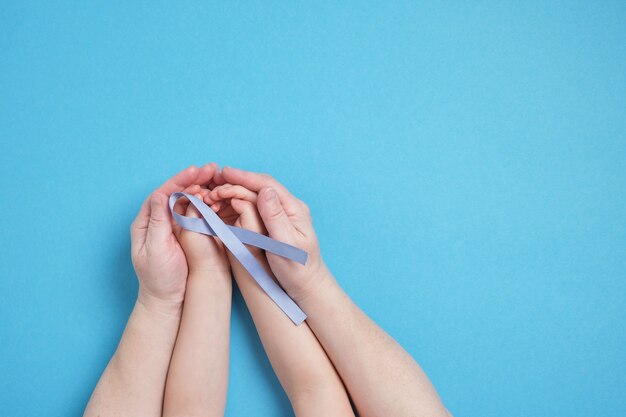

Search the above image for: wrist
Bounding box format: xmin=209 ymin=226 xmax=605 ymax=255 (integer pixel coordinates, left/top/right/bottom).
xmin=293 ymin=262 xmax=338 ymax=305
xmin=187 ymin=268 xmax=232 ymax=291
xmin=137 ymin=288 xmax=183 ymax=318
xmin=188 ymin=263 xmax=231 ymax=279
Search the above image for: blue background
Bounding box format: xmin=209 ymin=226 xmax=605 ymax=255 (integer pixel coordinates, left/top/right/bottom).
xmin=1 ymin=2 xmax=625 ymax=416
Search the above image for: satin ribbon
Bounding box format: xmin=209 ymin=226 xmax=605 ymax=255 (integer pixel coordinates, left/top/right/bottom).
xmin=169 ymin=192 xmax=307 ymax=325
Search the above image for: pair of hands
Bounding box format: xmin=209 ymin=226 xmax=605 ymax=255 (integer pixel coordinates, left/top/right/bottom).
xmin=130 ymin=164 xmax=326 ymax=314
xmin=89 ymin=163 xmax=451 ymax=417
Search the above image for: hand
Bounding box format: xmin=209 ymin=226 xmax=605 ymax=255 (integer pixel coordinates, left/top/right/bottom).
xmin=202 ymin=182 xmax=269 ymax=290
xmin=174 ymin=184 xmax=230 ymax=277
xmin=215 ymin=167 xmax=330 ymax=302
xmin=130 ymin=164 xmax=219 ymax=313
xmin=207 ymin=183 xmax=266 ymax=254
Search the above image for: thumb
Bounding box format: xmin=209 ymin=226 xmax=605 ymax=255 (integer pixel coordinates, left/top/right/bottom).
xmin=147 ymin=192 xmax=173 ymax=244
xmin=257 ymin=187 xmax=295 ymax=242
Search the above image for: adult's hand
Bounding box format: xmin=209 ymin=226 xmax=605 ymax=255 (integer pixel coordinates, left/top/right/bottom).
xmin=219 ymin=167 xmax=329 ymax=302
xmin=130 ymin=163 xmax=218 ymax=313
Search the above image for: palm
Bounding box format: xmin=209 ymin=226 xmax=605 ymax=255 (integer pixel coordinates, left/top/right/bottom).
xmin=134 ymin=234 xmax=189 ymax=302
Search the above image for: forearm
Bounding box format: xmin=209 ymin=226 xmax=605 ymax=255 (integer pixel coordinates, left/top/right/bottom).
xmin=298 ymin=266 xmax=450 ymax=417
xmin=84 ymin=293 xmax=182 ymax=417
xmin=163 ymin=271 xmax=232 ymax=417
xmin=230 ymin=255 xmax=354 ymax=417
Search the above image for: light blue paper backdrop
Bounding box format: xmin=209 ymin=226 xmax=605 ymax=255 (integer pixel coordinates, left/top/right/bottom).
xmin=1 ymin=2 xmax=625 ymax=416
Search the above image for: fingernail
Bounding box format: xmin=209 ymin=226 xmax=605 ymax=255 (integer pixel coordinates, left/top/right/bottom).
xmin=265 ymin=188 xmax=277 ymax=202
xmin=151 ymin=193 xmax=161 ymax=206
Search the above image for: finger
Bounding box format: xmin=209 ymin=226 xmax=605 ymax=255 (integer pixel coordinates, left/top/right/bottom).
xmin=196 ymin=163 xmax=219 ymax=187
xmin=208 ymin=184 xmax=228 ymax=202
xmin=184 ymin=184 xmax=202 ymax=193
xmin=130 ymin=196 xmax=151 ymax=251
xmin=202 ymin=191 xmax=222 ymax=212
xmin=155 ymin=165 xmax=201 ymax=196
xmin=230 ymin=198 xmax=266 ymax=234
xmin=221 ymin=166 xmax=290 ymax=197
xmin=210 ymin=201 xmax=222 ymax=212
xmin=213 ymin=169 xmax=226 ymax=186
xmin=210 ymin=184 xmax=258 ymax=204
xmin=196 ymin=187 xmax=216 ymax=205
xmin=135 ymin=165 xmax=201 ymax=244
xmin=256 ymin=187 xmax=296 ymax=243
xmin=221 ymin=167 xmax=299 ymax=214
xmin=146 ymin=192 xmax=175 ymax=245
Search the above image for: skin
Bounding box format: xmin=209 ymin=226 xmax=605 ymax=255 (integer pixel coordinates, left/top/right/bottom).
xmin=85 ymin=163 xmax=450 ymax=416
xmin=206 ymin=184 xmax=355 ymax=417
xmin=162 ymin=185 xmax=232 ymax=417
xmin=84 ymin=164 xmax=221 ymax=417
xmin=219 ymin=166 xmax=452 ymax=417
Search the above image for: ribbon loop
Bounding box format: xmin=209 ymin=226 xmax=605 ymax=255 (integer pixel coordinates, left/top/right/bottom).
xmin=169 ymin=192 xmax=307 ymax=325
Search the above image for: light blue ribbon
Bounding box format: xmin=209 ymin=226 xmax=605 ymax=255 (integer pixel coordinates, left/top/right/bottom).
xmin=169 ymin=192 xmax=307 ymax=325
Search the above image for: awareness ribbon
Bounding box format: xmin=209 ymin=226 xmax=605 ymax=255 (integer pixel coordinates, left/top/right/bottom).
xmin=169 ymin=192 xmax=308 ymax=325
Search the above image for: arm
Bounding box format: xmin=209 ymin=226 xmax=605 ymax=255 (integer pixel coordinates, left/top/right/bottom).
xmin=163 ymin=186 xmax=232 ymax=417
xmin=208 ymin=184 xmax=354 ymax=417
xmin=84 ymin=297 xmax=181 ymax=416
xmin=84 ymin=164 xmax=218 ymax=417
xmin=299 ymin=269 xmax=449 ymax=417
xmin=221 ymin=167 xmax=450 ymax=417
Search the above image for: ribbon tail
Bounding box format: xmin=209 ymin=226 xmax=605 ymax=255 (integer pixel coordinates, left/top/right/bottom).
xmin=230 ymin=228 xmax=308 ymax=265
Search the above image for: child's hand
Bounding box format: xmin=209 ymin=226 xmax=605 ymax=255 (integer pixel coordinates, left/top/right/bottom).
xmin=212 ymin=167 xmax=329 ymax=303
xmin=130 ymin=164 xmax=218 ymax=313
xmin=175 ymin=185 xmax=230 ymax=277
xmin=206 ymin=183 xmax=266 ymax=255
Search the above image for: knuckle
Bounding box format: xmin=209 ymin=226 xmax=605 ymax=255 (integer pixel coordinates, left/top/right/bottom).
xmin=148 ymin=216 xmax=162 ymax=227
xmin=266 ymin=204 xmax=284 ymax=220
